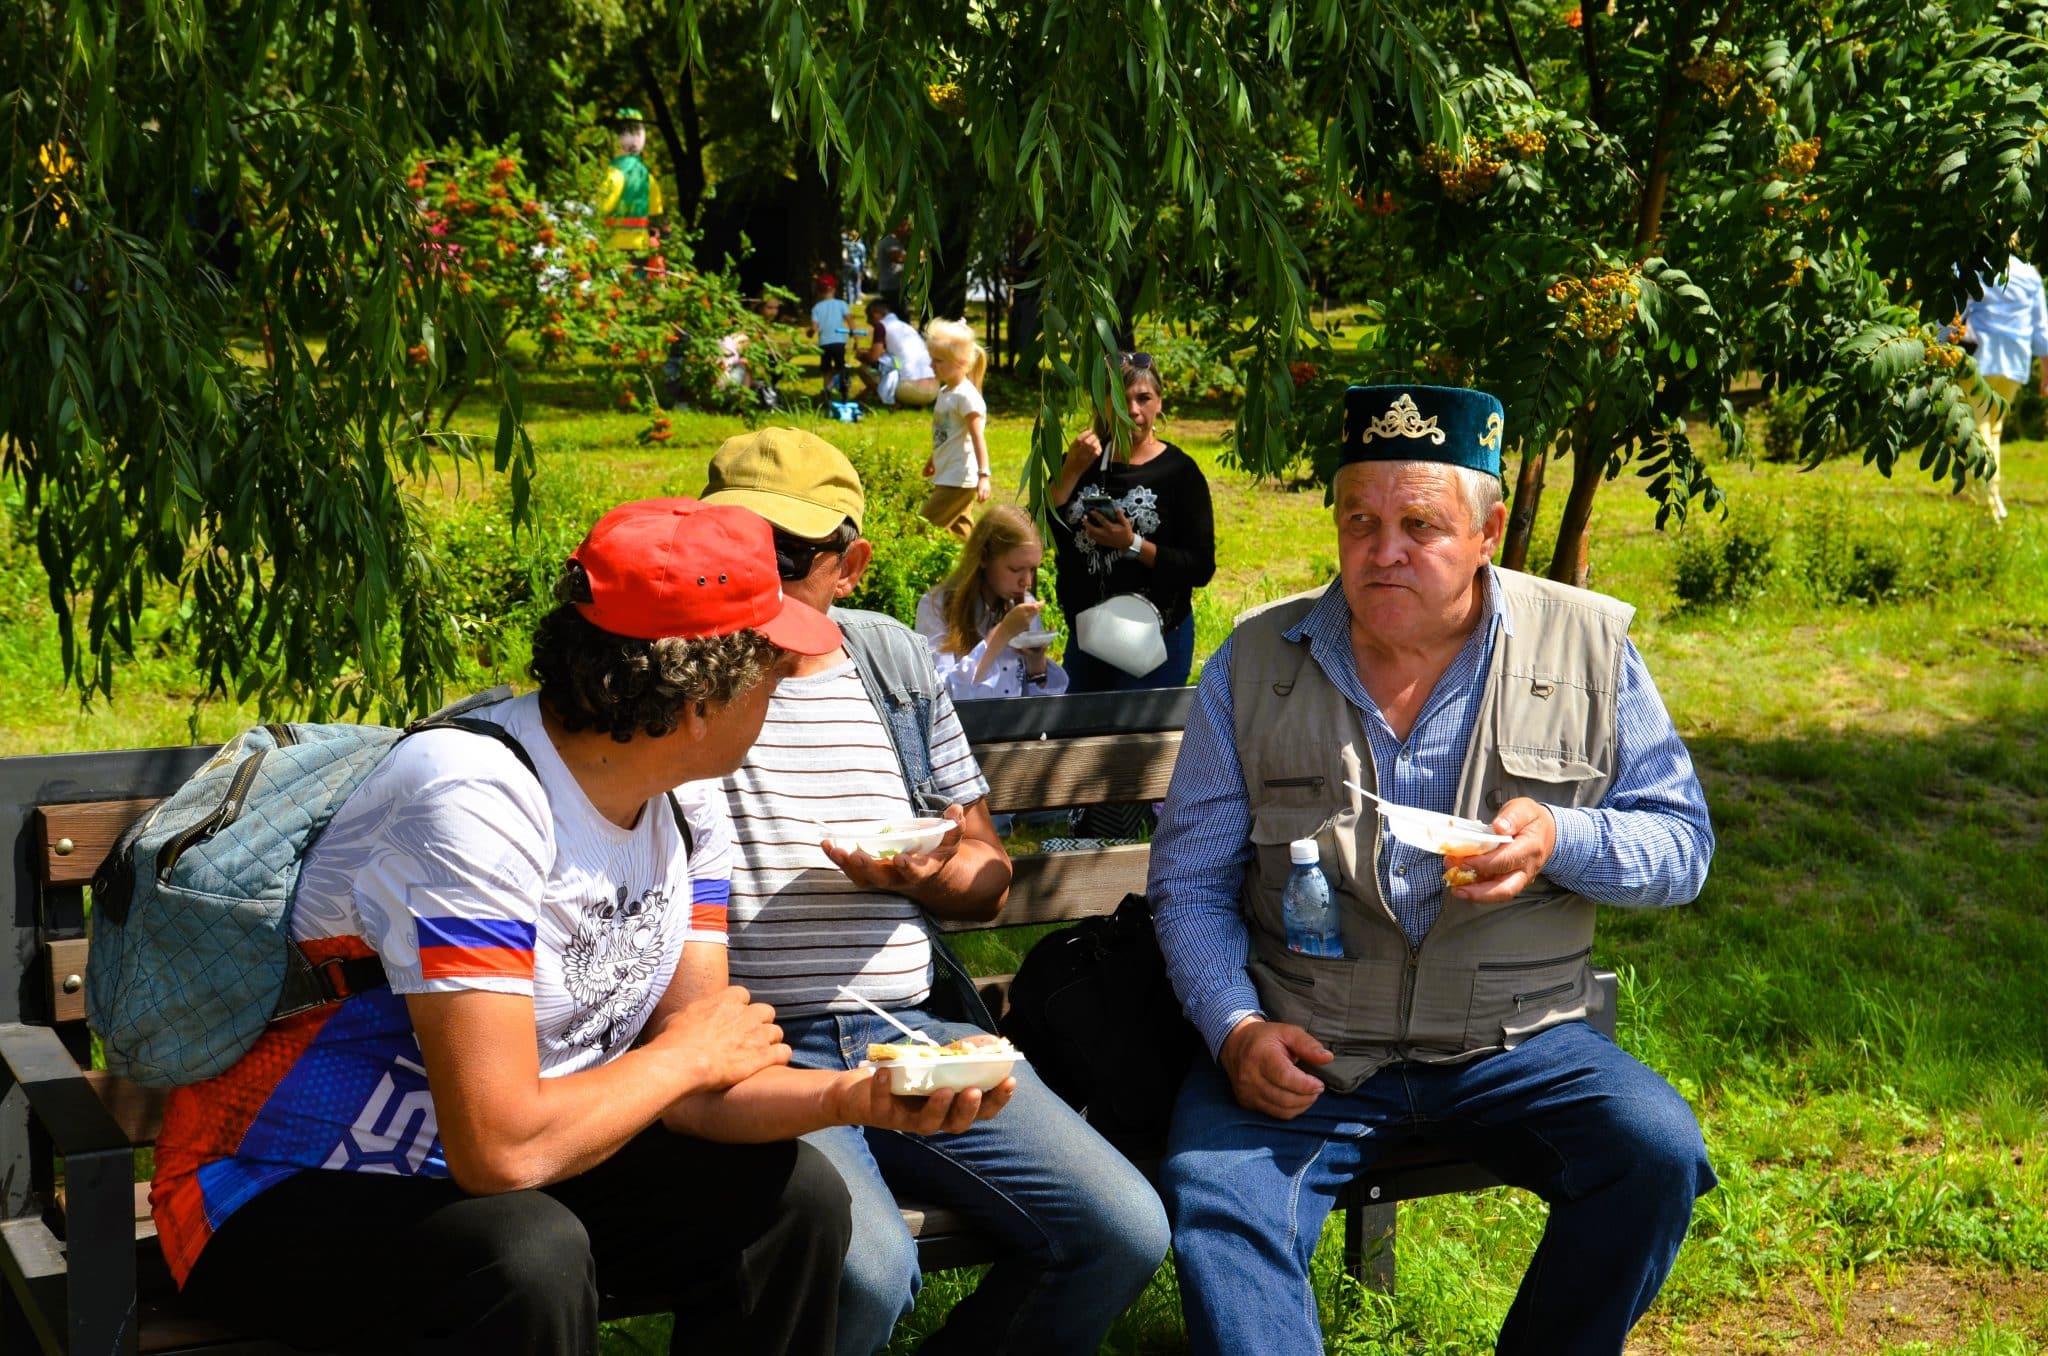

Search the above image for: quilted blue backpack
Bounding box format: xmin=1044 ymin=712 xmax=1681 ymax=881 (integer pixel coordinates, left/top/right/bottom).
xmin=86 ymin=691 xmax=533 ymax=1087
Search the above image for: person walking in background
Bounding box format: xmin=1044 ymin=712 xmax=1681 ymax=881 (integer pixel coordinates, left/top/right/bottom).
xmin=1051 ymin=351 xmax=1216 ymax=691
xmin=920 ymin=318 xmax=992 ymax=537
xmin=876 ymin=222 xmax=910 ymax=320
xmin=809 ymin=274 xmax=854 ymax=400
xmin=842 ymin=228 xmax=868 ymax=303
xmin=857 ymin=300 xmax=938 ymax=408
xmin=916 ymin=505 xmax=1069 ymax=701
xmin=1957 ymin=254 xmax=2048 ymax=524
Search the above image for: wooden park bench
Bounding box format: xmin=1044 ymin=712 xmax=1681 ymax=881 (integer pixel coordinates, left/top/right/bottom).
xmin=2 ymin=687 xmax=1614 ymax=1353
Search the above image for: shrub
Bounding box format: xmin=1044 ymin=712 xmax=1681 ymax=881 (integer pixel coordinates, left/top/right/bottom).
xmin=408 ymin=139 xmax=803 ymax=429
xmin=839 ymin=435 xmax=959 ymax=627
xmin=1759 ymin=387 xmax=1847 ymax=464
xmin=1671 ymin=520 xmax=1778 ymax=608
xmin=433 ymin=465 xmax=617 ymax=681
xmin=1788 ymin=511 xmax=2006 ymax=606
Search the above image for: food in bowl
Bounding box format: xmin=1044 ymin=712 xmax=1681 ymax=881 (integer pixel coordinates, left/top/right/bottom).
xmin=865 ymin=1036 xmax=1022 ymax=1094
xmin=827 ymin=817 xmax=952 ymax=858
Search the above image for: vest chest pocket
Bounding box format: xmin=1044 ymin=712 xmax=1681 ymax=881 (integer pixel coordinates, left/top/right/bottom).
xmin=1490 ymin=667 xmax=1612 ymax=812
xmin=1464 ymin=946 xmax=1594 ymax=1049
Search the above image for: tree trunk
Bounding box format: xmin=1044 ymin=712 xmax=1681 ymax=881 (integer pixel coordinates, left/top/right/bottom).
xmin=633 ymin=43 xmax=707 ymax=224
xmin=930 ymin=172 xmax=976 ymax=322
xmin=1548 ymin=435 xmax=1622 ymax=588
xmin=1501 ymin=441 xmax=1547 ymax=571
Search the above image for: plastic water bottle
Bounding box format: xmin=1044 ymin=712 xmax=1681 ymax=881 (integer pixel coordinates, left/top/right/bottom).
xmin=1283 ymin=839 xmax=1343 ymax=958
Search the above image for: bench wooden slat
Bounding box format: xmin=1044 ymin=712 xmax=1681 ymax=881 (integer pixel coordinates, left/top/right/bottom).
xmin=46 ymin=937 xmax=89 ymax=1025
xmin=974 ymin=731 xmax=1180 ymax=814
xmin=940 ymin=844 xmax=1150 ymax=932
xmin=36 ymin=798 xmax=160 ymax=886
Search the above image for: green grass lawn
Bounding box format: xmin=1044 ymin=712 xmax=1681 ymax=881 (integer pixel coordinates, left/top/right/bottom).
xmin=5 ymin=374 xmax=2045 ymax=1353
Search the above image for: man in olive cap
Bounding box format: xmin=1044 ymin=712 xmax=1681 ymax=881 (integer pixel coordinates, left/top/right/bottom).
xmin=702 ymin=427 xmax=1170 ymax=1356
xmin=1151 ymin=386 xmax=1717 ymax=1354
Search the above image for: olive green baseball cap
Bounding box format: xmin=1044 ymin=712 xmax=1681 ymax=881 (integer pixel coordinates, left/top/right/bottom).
xmin=701 ymin=427 xmax=865 ymax=538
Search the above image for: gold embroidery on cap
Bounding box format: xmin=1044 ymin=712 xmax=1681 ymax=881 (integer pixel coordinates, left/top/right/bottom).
xmin=1363 ymin=394 xmax=1446 ymax=445
xmin=1478 ymin=412 xmax=1503 ymax=451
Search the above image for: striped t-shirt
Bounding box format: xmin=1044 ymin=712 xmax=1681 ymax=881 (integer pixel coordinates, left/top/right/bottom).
xmin=723 ymin=658 xmax=989 ymax=1017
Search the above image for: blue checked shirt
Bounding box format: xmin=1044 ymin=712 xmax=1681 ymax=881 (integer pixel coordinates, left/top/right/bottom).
xmin=1151 ymin=567 xmax=1714 ymax=1060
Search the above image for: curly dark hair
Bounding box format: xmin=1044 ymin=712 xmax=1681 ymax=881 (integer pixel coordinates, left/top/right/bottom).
xmin=529 ymin=566 xmax=785 ymax=742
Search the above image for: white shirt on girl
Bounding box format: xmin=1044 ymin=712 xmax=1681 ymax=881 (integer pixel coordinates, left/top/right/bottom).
xmin=929 ymin=380 xmax=989 ymax=488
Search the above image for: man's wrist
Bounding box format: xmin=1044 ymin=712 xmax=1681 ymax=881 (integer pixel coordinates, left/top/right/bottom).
xmin=1213 ymin=1008 xmax=1268 ymax=1065
xmin=1541 ymin=804 xmax=1595 ymax=887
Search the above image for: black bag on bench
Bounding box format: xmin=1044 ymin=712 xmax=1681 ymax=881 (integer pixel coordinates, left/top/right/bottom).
xmin=999 ymin=893 xmax=1201 ymax=1156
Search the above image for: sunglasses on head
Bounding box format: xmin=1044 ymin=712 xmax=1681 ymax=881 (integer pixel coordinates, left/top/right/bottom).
xmin=1119 ymin=351 xmax=1155 ymax=371
xmin=772 ymin=529 xmax=841 ymax=581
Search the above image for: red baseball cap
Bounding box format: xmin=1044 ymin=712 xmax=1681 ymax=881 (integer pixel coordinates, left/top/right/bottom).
xmin=568 ymin=498 xmax=842 ymax=655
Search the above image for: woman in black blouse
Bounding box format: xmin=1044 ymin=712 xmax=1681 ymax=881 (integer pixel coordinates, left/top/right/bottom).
xmin=1050 ymin=353 xmax=1217 ymax=690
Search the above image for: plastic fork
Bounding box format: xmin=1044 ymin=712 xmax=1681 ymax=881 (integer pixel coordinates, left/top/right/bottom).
xmin=835 ymin=985 xmax=945 ymax=1047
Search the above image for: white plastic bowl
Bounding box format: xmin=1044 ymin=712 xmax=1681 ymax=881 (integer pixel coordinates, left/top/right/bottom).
xmin=870 ymin=1049 xmax=1020 ymax=1095
xmin=828 ymin=817 xmax=952 ymax=858
xmin=1375 ymin=804 xmax=1511 ymax=856
xmin=1008 ymin=625 xmax=1059 ymax=651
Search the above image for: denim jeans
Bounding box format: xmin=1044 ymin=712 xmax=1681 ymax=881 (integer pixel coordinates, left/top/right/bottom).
xmin=786 ymin=1006 xmax=1170 ymax=1356
xmin=1064 ymin=613 xmax=1196 ymax=693
xmin=1161 ymin=1022 xmax=1715 ymax=1356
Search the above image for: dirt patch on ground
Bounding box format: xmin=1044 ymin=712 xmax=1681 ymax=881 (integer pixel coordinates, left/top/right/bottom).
xmin=1976 ymin=622 xmax=2048 ymax=660
xmin=1630 ymin=1263 xmax=2048 ymax=1353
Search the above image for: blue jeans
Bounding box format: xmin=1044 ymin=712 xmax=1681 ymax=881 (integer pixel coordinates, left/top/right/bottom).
xmin=1064 ymin=613 xmax=1196 ymax=692
xmin=1161 ymin=1023 xmax=1715 ymax=1356
xmin=786 ymin=1007 xmax=1170 ymax=1356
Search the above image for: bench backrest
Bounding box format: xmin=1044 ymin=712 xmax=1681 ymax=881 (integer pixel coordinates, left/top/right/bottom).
xmin=0 ymin=690 xmax=1190 ymax=1202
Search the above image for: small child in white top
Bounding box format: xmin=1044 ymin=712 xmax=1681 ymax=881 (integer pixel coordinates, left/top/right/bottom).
xmin=920 ymin=318 xmax=991 ymax=540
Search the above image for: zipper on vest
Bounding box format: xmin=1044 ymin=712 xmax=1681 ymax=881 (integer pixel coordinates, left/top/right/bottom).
xmin=1514 ymin=980 xmax=1576 ymax=1008
xmin=1262 ymin=775 xmax=1325 ymax=789
xmin=1396 ymin=944 xmax=1421 ymax=1044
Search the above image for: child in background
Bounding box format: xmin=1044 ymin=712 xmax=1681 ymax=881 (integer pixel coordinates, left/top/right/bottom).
xmin=915 ymin=504 xmax=1068 ymax=700
xmin=808 ymin=274 xmax=853 ymax=398
xmin=921 ymin=318 xmax=991 ymax=538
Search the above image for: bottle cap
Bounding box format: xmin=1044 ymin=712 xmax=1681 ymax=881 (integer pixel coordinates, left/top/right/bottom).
xmin=1288 ymin=838 xmax=1320 ymax=866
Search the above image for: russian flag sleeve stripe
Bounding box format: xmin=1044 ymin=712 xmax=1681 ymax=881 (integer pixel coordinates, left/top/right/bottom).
xmin=418 ymin=916 xmax=537 ymax=979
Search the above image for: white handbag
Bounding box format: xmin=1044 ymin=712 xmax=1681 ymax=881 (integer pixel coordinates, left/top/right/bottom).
xmin=1073 ymin=593 xmax=1168 ymax=677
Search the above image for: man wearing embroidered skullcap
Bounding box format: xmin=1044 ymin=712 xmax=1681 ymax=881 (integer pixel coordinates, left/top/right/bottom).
xmin=1150 ymin=385 xmax=1717 ymax=1354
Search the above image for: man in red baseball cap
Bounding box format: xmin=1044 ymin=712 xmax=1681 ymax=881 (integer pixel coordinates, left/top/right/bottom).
xmin=163 ymin=496 xmax=1012 ymax=1356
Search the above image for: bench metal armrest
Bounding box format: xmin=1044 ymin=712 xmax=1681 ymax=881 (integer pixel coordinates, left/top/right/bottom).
xmin=1592 ymin=968 xmax=1618 ymax=1041
xmin=0 ymin=1022 xmax=138 ymax=1355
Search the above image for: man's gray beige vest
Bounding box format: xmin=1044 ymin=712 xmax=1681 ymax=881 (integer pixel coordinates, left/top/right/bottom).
xmin=1228 ymin=570 xmax=1631 ymax=1092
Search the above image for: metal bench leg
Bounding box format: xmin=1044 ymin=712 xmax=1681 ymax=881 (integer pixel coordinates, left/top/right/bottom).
xmin=1343 ymin=1199 xmax=1397 ymax=1294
